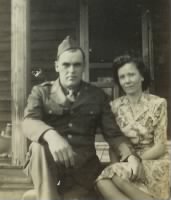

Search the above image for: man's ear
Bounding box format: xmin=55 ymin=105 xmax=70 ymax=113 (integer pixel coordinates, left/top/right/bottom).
xmin=54 ymin=61 xmax=59 ymax=72
xmin=82 ymin=62 xmax=86 ymax=72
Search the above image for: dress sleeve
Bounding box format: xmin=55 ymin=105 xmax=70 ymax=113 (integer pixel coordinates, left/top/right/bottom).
xmin=153 ymin=98 xmax=168 ymax=145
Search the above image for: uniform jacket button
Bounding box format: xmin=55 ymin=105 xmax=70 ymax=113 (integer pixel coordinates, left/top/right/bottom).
xmin=89 ymin=111 xmax=94 ymax=115
xmin=48 ymin=110 xmax=52 ymax=114
xmin=70 ymin=110 xmax=74 ymax=115
xmin=68 ymin=123 xmax=73 ymax=128
xmin=67 ymin=134 xmax=72 ymax=139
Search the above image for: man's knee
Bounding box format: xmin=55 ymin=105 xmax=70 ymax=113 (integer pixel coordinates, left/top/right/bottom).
xmin=28 ymin=142 xmax=55 ymax=174
xmin=29 ymin=142 xmax=45 ymax=155
xmin=27 ymin=142 xmax=52 ymax=171
xmin=29 ymin=142 xmax=52 ymax=161
xmin=21 ymin=189 xmax=36 ymax=200
xmin=23 ymin=143 xmax=46 ymax=176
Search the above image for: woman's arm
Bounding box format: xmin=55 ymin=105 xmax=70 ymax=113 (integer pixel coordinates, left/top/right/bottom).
xmin=141 ymin=99 xmax=168 ymax=160
xmin=141 ymin=142 xmax=166 ymax=160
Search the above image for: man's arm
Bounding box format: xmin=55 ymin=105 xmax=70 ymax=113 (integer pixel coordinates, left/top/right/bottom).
xmin=23 ymin=85 xmax=75 ymax=168
xmin=23 ymin=85 xmax=54 ymax=141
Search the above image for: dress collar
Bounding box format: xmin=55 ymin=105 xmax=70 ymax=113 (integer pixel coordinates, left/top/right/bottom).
xmin=122 ymin=92 xmax=149 ymax=121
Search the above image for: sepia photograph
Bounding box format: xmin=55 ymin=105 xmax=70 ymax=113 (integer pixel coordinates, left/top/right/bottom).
xmin=0 ymin=0 xmax=170 ymax=199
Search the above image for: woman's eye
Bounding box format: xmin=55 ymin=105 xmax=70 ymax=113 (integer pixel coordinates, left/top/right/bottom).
xmin=128 ymin=73 xmax=135 ymax=77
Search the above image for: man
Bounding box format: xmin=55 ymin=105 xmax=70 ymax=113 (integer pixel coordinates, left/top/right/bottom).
xmin=22 ymin=36 xmax=141 ymax=200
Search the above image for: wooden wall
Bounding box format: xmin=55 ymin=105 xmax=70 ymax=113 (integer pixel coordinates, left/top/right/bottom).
xmin=30 ymin=0 xmax=79 ymax=87
xmin=0 ymin=0 xmax=79 ymax=132
xmin=150 ymin=0 xmax=170 ymax=98
xmin=149 ymin=0 xmax=170 ymax=136
xmin=0 ymin=0 xmax=11 ymax=131
xmin=0 ymin=0 xmax=170 ymax=137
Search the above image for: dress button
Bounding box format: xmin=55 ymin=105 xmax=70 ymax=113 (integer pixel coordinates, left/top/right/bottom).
xmin=67 ymin=134 xmax=72 ymax=139
xmin=68 ymin=123 xmax=73 ymax=128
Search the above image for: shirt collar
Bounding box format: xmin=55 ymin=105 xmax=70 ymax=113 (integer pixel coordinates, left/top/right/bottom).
xmin=58 ymin=79 xmax=82 ymax=96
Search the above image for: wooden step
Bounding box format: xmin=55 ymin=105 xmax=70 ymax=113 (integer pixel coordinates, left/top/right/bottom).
xmin=0 ymin=167 xmax=33 ymax=190
xmin=0 ymin=190 xmax=29 ymax=200
xmin=0 ymin=167 xmax=33 ymax=200
xmin=0 ymin=183 xmax=33 ymax=190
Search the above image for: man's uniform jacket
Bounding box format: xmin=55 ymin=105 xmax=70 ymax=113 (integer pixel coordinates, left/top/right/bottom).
xmin=23 ymin=79 xmax=134 ymax=168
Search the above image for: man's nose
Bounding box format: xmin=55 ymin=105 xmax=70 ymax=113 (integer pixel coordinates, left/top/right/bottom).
xmin=68 ymin=65 xmax=75 ymax=72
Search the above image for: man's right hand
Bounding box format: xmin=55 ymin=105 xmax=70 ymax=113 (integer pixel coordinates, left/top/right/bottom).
xmin=43 ymin=130 xmax=75 ymax=168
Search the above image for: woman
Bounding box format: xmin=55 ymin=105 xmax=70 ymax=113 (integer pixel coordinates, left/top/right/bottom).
xmin=96 ymin=55 xmax=170 ymax=200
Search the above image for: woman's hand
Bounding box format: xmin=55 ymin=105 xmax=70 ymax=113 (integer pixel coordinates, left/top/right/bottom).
xmin=111 ymin=163 xmax=132 ymax=180
xmin=127 ymin=155 xmax=145 ymax=181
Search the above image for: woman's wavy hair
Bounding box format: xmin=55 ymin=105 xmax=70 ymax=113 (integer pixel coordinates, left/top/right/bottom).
xmin=112 ymin=54 xmax=151 ymax=91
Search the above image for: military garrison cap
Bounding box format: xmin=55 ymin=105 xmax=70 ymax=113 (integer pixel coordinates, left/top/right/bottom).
xmin=57 ymin=36 xmax=79 ymax=57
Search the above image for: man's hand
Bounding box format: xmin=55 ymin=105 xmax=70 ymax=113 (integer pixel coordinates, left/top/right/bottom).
xmin=127 ymin=155 xmax=144 ymax=181
xmin=43 ymin=130 xmax=75 ymax=168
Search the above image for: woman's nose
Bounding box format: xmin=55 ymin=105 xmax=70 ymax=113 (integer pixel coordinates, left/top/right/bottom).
xmin=124 ymin=76 xmax=131 ymax=83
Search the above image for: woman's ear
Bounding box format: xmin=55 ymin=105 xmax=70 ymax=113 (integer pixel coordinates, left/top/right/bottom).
xmin=141 ymin=76 xmax=144 ymax=82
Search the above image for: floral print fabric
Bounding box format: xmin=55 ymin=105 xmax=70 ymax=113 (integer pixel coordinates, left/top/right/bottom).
xmin=97 ymin=93 xmax=170 ymax=200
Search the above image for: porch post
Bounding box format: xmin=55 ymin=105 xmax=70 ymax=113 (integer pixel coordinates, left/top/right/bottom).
xmin=80 ymin=0 xmax=89 ymax=81
xmin=11 ymin=0 xmax=30 ymax=165
xmin=142 ymin=9 xmax=154 ymax=81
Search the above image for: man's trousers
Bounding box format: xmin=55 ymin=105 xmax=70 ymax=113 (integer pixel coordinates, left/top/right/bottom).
xmin=23 ymin=142 xmax=102 ymax=200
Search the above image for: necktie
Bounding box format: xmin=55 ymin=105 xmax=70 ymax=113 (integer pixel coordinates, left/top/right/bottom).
xmin=66 ymin=89 xmax=76 ymax=102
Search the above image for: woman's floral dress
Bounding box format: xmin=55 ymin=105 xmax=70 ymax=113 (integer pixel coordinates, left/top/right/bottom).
xmin=97 ymin=93 xmax=170 ymax=200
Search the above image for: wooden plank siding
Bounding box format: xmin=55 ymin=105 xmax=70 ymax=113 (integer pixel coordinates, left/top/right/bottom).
xmin=149 ymin=0 xmax=171 ymax=137
xmin=30 ymin=0 xmax=79 ymax=86
xmin=0 ymin=0 xmax=170 ymax=165
xmin=0 ymin=0 xmax=11 ymax=131
xmin=0 ymin=0 xmax=79 ymax=132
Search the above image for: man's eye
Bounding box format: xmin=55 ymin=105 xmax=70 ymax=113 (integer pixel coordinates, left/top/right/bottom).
xmin=74 ymin=63 xmax=81 ymax=67
xmin=63 ymin=63 xmax=70 ymax=67
xmin=119 ymin=75 xmax=125 ymax=79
